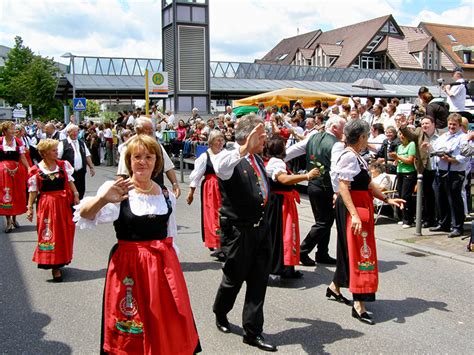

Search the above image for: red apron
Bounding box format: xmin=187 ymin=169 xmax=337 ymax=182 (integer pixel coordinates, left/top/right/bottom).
xmin=346 ymin=190 xmax=378 ymax=295
xmin=274 ymin=190 xmax=301 ymax=266
xmin=103 ymin=238 xmax=199 ymax=355
xmin=202 ymin=173 xmax=221 ymax=249
xmin=0 ymin=159 xmax=27 ymax=216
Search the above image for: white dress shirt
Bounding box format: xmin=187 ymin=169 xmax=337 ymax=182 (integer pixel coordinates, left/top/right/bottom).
xmin=58 ymin=137 xmax=91 ymax=171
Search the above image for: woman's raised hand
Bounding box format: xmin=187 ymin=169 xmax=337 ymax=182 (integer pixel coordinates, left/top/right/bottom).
xmin=99 ymin=177 xmax=134 ymax=203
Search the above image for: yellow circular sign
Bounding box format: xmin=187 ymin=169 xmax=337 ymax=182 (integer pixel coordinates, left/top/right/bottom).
xmin=152 ymin=73 xmax=164 ymax=85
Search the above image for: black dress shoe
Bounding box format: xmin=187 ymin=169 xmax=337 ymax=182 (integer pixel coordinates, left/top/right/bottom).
xmin=429 ymin=225 xmax=450 ymax=232
xmin=12 ymin=220 xmax=20 ymax=228
xmin=52 ymin=269 xmax=63 ymax=283
xmin=243 ymin=335 xmax=277 ymax=352
xmin=299 ymin=253 xmax=316 ymax=266
xmin=326 ymin=287 xmax=351 ymax=305
xmin=352 ymin=307 xmax=375 ymax=325
xmin=215 ymin=315 xmax=231 ymax=333
xmin=448 ymin=230 xmax=462 ymax=238
xmin=316 ymin=255 xmax=337 ymax=265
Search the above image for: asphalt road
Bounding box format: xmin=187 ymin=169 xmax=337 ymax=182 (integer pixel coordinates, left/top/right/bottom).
xmin=0 ymin=165 xmax=472 ymax=354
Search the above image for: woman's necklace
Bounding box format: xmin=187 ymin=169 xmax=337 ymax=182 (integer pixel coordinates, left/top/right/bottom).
xmin=43 ymin=160 xmax=57 ymax=171
xmin=134 ymin=181 xmax=154 ymax=193
xmin=347 ymin=146 xmax=361 ymax=156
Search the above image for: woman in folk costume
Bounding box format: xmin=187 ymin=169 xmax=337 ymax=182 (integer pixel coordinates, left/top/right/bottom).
xmin=0 ymin=121 xmax=30 ymax=232
xmin=75 ymin=135 xmax=200 ymax=354
xmin=26 ymin=139 xmax=79 ymax=282
xmin=186 ymin=130 xmax=225 ymax=260
xmin=263 ymin=136 xmax=320 ymax=278
xmin=15 ymin=124 xmax=34 ymax=166
xmin=329 ymin=120 xmax=404 ymax=325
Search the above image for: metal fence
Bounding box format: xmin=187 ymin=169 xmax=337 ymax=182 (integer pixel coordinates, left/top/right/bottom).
xmin=64 ymin=56 xmax=432 ymax=85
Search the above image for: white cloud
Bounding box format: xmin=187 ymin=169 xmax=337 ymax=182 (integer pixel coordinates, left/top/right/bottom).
xmin=0 ymin=0 xmax=471 ymax=64
xmin=409 ymin=4 xmax=474 ymax=27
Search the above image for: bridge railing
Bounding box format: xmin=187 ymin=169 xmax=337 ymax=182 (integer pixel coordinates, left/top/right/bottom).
xmin=64 ymin=56 xmax=431 ymax=85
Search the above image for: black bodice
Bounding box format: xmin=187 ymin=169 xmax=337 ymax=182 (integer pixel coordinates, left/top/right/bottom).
xmin=38 ymin=166 xmax=67 ymax=192
xmin=349 ymin=153 xmax=370 ymax=191
xmin=204 ymin=151 xmax=215 ymax=175
xmin=0 ymin=137 xmax=21 ymax=162
xmin=113 ymin=190 xmax=172 ymax=241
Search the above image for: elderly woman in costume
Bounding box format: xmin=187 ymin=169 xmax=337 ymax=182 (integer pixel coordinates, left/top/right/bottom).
xmin=187 ymin=130 xmax=225 ymax=260
xmin=26 ymin=139 xmax=79 ymax=282
xmin=264 ymin=136 xmax=320 ymax=278
xmin=328 ymin=120 xmax=404 ymax=325
xmin=0 ymin=121 xmax=30 ymax=232
xmin=76 ymin=135 xmax=200 ymax=354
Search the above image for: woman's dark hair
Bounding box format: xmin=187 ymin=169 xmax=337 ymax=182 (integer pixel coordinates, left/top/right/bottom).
xmin=344 ymin=119 xmax=370 ymax=145
xmin=281 ymin=104 xmax=289 ymax=112
xmin=372 ymin=123 xmax=385 ymax=135
xmin=263 ymin=136 xmax=286 ymax=160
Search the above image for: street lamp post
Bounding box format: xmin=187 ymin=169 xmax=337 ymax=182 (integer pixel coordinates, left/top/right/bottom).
xmin=61 ymin=52 xmax=78 ymax=123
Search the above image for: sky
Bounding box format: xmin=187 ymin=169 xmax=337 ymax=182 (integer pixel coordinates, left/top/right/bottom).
xmin=0 ymin=0 xmax=473 ymax=65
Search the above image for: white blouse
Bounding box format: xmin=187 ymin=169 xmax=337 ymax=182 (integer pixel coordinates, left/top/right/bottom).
xmin=28 ymin=161 xmax=75 ymax=192
xmin=2 ymin=137 xmax=25 ymax=153
xmin=331 ymin=149 xmax=368 ymax=193
xmin=265 ymin=157 xmax=287 ymax=182
xmin=189 ymin=151 xmax=209 ymax=188
xmin=73 ymin=181 xmax=178 ymax=249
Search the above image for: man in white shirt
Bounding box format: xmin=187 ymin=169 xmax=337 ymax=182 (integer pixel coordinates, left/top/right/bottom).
xmin=443 ymin=67 xmax=466 ymax=113
xmin=58 ymin=124 xmax=95 ymax=199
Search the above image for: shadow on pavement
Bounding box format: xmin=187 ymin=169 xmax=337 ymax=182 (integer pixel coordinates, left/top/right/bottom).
xmin=371 ymin=297 xmax=450 ymax=324
xmin=275 ymin=317 xmax=364 ymax=354
xmin=181 ymin=261 xmax=222 ymax=272
xmin=0 ymin=227 xmax=72 ymax=353
xmin=6 ymin=225 xmax=37 ymax=233
xmin=58 ymin=267 xmax=107 ymax=283
xmin=268 ymin=266 xmax=334 ymax=290
xmin=377 ymin=259 xmax=408 ymax=273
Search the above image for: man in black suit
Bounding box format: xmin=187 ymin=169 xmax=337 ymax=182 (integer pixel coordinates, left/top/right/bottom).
xmin=211 ymin=114 xmax=276 ymax=352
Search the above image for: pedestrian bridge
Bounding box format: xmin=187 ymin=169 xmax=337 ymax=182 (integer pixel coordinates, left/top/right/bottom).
xmin=55 ymin=55 xmax=438 ymax=100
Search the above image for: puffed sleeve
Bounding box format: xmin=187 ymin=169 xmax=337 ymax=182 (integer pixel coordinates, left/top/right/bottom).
xmin=265 ymin=157 xmax=287 ymax=181
xmin=73 ymin=180 xmax=120 ymax=229
xmin=28 ymin=173 xmax=38 ymax=192
xmin=333 ymin=151 xmax=361 ymax=182
xmin=166 ymin=191 xmax=180 ymax=253
xmin=189 ymin=152 xmax=208 ymax=188
xmin=63 ymin=160 xmax=75 ymax=182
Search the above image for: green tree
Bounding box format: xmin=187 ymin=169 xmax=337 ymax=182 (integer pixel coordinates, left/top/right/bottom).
xmin=85 ymin=100 xmax=101 ymax=117
xmin=0 ymin=36 xmax=64 ymax=120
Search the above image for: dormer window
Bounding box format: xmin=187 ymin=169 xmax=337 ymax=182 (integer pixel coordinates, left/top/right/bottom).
xmin=336 ymin=40 xmax=343 ymax=45
xmin=447 ymin=34 xmax=457 ymax=42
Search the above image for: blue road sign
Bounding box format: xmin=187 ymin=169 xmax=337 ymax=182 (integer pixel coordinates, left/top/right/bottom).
xmin=73 ymin=98 xmax=87 ymax=112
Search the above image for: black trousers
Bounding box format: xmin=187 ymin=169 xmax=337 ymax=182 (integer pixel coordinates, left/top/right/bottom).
xmin=435 ymin=170 xmax=465 ymax=232
xmin=422 ymin=169 xmax=437 ymax=225
xmin=73 ymin=169 xmax=87 ymax=200
xmin=397 ymin=172 xmax=417 ymax=225
xmin=213 ymin=217 xmax=271 ymax=337
xmin=300 ymin=183 xmax=334 ymax=259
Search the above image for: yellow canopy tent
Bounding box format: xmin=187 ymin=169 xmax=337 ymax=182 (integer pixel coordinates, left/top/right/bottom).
xmin=233 ymin=87 xmax=348 ymax=108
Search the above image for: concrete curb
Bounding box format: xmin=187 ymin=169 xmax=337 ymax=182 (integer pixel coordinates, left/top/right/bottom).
xmin=377 ymin=235 xmax=474 ymax=265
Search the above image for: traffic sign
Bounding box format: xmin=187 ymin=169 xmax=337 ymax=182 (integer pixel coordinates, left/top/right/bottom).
xmin=73 ymin=98 xmax=87 ymax=111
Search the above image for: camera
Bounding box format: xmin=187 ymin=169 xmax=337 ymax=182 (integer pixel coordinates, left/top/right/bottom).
xmin=429 ymin=150 xmax=452 ymax=158
xmin=411 ymin=104 xmax=424 ymax=127
xmin=437 ymin=78 xmax=445 ymax=86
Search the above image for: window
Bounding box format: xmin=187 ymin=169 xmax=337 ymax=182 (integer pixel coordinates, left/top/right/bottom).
xmin=335 ymin=40 xmax=343 ymax=45
xmin=276 ymin=53 xmax=288 ymax=61
xmin=363 ymin=35 xmax=384 ymax=54
xmin=447 ymin=34 xmax=457 ymax=42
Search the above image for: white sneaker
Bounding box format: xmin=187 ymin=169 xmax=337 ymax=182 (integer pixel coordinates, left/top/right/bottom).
xmin=397 ymin=221 xmax=404 ymax=225
xmin=402 ymin=224 xmax=412 ymax=229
